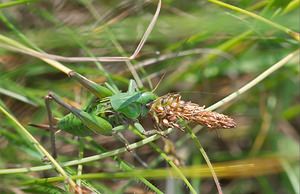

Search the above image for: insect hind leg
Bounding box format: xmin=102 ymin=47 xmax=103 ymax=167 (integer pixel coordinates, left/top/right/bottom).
xmin=44 ymin=94 xmax=58 ymax=158
xmin=44 ymin=91 xmax=88 ymax=158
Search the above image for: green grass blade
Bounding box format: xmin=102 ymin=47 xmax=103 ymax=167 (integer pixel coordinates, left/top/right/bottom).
xmin=0 ymin=0 xmax=37 ymax=9
xmin=0 ymin=103 xmax=77 ymax=190
xmin=208 ymin=0 xmax=300 ymax=41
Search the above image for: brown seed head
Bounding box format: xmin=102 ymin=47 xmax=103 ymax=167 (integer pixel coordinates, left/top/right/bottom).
xmin=149 ymin=93 xmax=236 ymax=129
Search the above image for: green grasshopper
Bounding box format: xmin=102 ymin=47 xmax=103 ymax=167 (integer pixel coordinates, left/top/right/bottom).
xmin=33 ymin=71 xmax=236 ymax=160
xmin=53 ymin=77 xmax=158 ymax=137
xmin=33 ymin=71 xmax=160 ymax=159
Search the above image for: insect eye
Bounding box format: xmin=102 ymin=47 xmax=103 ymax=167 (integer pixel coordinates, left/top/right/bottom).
xmin=137 ymin=92 xmax=157 ymax=104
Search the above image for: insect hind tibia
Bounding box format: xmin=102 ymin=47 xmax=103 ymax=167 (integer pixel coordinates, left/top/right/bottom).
xmin=68 ymin=71 xmax=113 ymax=98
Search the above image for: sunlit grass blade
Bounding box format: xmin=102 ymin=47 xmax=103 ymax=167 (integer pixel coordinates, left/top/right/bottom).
xmin=282 ymin=0 xmax=300 ymax=15
xmin=0 ymin=36 xmax=72 ymax=74
xmin=162 ymin=30 xmax=252 ymax=89
xmin=280 ymin=159 xmax=300 ymax=194
xmin=208 ymin=0 xmax=300 ymax=41
xmin=0 ymin=87 xmax=37 ymax=106
xmin=0 ymin=0 xmax=36 ymax=9
xmin=23 ymin=156 xmax=295 ymax=184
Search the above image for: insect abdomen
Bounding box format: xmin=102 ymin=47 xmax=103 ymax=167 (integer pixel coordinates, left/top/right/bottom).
xmin=57 ymin=113 xmax=93 ymax=137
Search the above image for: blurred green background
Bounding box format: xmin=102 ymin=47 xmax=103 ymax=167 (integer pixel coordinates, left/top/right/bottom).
xmin=0 ymin=0 xmax=299 ymax=193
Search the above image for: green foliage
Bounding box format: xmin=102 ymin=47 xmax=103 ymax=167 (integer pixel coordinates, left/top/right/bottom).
xmin=0 ymin=0 xmax=299 ymax=193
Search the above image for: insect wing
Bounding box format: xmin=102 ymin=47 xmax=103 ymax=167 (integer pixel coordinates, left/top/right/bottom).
xmin=118 ymin=103 xmax=141 ymax=119
xmin=110 ymin=92 xmax=141 ymax=111
xmin=77 ymin=110 xmax=113 ymax=135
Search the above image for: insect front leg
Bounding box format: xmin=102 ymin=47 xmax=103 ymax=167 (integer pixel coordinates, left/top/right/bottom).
xmin=111 ymin=125 xmax=132 ymax=152
xmin=111 ymin=125 xmax=131 ymax=151
xmin=111 ymin=125 xmax=148 ymax=168
xmin=134 ymin=122 xmax=167 ymax=137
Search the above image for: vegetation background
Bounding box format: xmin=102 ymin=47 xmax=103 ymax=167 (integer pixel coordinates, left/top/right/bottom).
xmin=0 ymin=0 xmax=299 ymax=193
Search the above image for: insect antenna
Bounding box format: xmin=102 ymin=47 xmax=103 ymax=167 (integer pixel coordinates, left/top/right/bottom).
xmin=213 ymin=128 xmax=223 ymax=139
xmin=151 ymin=72 xmax=166 ymax=93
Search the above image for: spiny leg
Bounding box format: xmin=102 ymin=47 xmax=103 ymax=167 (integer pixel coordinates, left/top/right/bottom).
xmin=112 ymin=126 xmax=148 ymax=168
xmin=139 ymin=129 xmax=166 ymax=137
xmin=46 ymin=92 xmax=79 ymax=116
xmin=44 ymin=94 xmax=57 ymax=158
xmin=44 ymin=92 xmax=82 ymax=158
xmin=134 ymin=121 xmax=167 ymax=137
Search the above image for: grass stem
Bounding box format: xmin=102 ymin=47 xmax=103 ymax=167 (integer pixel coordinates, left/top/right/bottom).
xmin=207 ymin=49 xmax=300 ymax=111
xmin=0 ymin=128 xmax=173 ymax=175
xmin=0 ymin=104 xmax=77 ymax=190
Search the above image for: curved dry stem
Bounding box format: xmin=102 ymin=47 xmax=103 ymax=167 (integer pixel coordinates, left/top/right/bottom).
xmin=135 ymin=48 xmax=236 ymax=70
xmin=0 ymin=40 xmax=72 ymax=74
xmin=129 ymin=0 xmax=161 ymax=60
xmin=0 ymin=0 xmax=161 ymax=63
